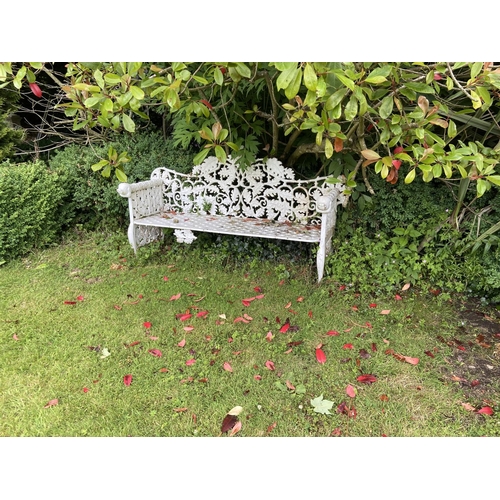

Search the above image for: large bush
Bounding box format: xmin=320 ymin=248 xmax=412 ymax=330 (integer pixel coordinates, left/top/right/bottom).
xmin=48 ymin=130 xmax=196 ymax=229
xmin=0 ymin=160 xmax=70 ymax=261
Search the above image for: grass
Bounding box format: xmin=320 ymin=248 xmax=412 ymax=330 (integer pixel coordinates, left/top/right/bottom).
xmin=1 ymin=229 xmax=499 ymax=437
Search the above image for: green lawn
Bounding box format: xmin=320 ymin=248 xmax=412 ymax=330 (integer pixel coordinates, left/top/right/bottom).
xmin=1 ymin=229 xmax=499 ymax=437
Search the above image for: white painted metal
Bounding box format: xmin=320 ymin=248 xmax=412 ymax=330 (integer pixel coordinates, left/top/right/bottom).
xmin=117 ymin=156 xmax=346 ymax=282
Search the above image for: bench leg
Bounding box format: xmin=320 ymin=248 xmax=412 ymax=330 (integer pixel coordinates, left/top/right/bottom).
xmin=128 ymin=223 xmax=138 ymax=254
xmin=316 ymin=244 xmax=325 ymax=283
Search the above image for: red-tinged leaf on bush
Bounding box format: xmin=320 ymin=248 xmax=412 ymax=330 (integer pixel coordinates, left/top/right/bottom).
xmin=326 ymin=330 xmax=339 ymax=336
xmin=223 ymin=362 xmax=233 ymax=372
xmin=267 ymin=422 xmax=277 ymax=434
xmin=148 ymin=349 xmax=162 ymax=358
xmin=369 ymin=303 xmax=377 ymax=308
xmin=279 ymin=320 xmax=290 ymax=333
xmin=170 ymin=293 xmax=181 ymax=301
xmin=123 ymin=374 xmax=132 ymax=386
xmin=315 ymin=348 xmax=327 ymax=364
xmin=371 ymin=342 xmax=377 ymax=352
xmin=393 ymin=146 xmax=404 ymax=155
xmin=286 ymin=380 xmax=296 ymax=390
xmin=265 ymin=360 xmax=275 ymax=371
xmin=392 ymin=159 xmax=402 ymax=170
xmin=346 ymin=384 xmax=356 ymax=398
xmin=380 ymin=310 xmax=391 ymax=315
xmin=29 ymin=82 xmax=43 ymax=98
xmin=265 ymin=331 xmax=273 ymax=342
xmin=229 ymin=420 xmax=242 ymax=436
xmin=196 ymin=310 xmax=209 ymax=318
xmin=477 ymin=406 xmax=494 ymax=415
xmin=254 ymin=375 xmax=262 ymax=380
xmin=44 ymin=399 xmax=58 ymax=408
xmin=185 ymin=358 xmax=196 ymax=366
xmin=357 ymin=374 xmax=377 ymax=384
xmin=471 ymin=380 xmax=480 ymax=387
xmin=64 ymin=301 xmax=77 ymax=305
xmin=177 ymin=339 xmax=186 ymax=347
xmin=143 ymin=321 xmax=152 ymax=328
xmin=343 ymin=343 xmax=353 ymax=349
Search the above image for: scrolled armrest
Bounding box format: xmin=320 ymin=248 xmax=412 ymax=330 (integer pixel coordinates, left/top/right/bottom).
xmin=317 ymin=188 xmax=340 ymax=213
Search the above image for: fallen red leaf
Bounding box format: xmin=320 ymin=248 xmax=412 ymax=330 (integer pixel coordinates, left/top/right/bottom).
xmin=178 ymin=313 xmax=192 ymax=322
xmin=13 ymin=334 xmax=19 ymax=341
xmin=255 ymin=294 xmax=265 ymax=300
xmin=83 ymin=387 xmax=89 ymax=393
xmin=286 ymin=380 xmax=296 ymax=390
xmin=64 ymin=301 xmax=77 ymax=305
xmin=114 ymin=305 xmax=122 ymax=310
xmin=380 ymin=394 xmax=389 ymax=402
xmin=297 ymin=296 xmax=304 ymax=302
xmin=394 ymin=294 xmax=402 ymax=300
xmin=185 ymin=358 xmax=196 ymax=366
xmin=123 ymin=374 xmax=132 ymax=386
xmin=403 ymin=356 xmax=419 ymax=365
xmin=477 ymin=406 xmax=494 ymax=415
xmin=44 ymin=399 xmax=58 ymax=408
xmin=343 ymin=343 xmax=354 ymax=349
xmin=371 ymin=342 xmax=377 ymax=352
xmin=369 ymin=303 xmax=377 ymax=308
xmin=196 ymin=310 xmax=209 ymax=318
xmin=402 ymin=283 xmax=411 ymax=291
xmin=279 ymin=320 xmax=290 ymax=333
xmin=254 ymin=286 xmax=263 ymax=293
xmin=229 ymin=420 xmax=242 ymax=436
xmin=267 ymin=422 xmax=277 ymax=434
xmin=254 ymin=375 xmax=262 ymax=380
xmin=148 ymin=349 xmax=162 ymax=357
xmin=265 ymin=331 xmax=273 ymax=342
xmin=424 ymin=350 xmax=435 ymax=358
xmin=346 ymin=384 xmax=356 ymax=398
xmin=265 ymin=360 xmax=275 ymax=371
xmin=143 ymin=321 xmax=152 ymax=328
xmin=357 ymin=374 xmax=377 ymax=384
xmin=177 ymin=339 xmax=186 ymax=347
xmin=308 ymin=310 xmax=313 ymax=318
xmin=170 ymin=293 xmax=181 ymax=301
xmin=380 ymin=310 xmax=391 ymax=315
xmin=326 ymin=330 xmax=339 ymax=336
xmin=77 ymin=295 xmax=84 ymax=301
xmin=223 ymin=362 xmax=233 ymax=372
xmin=315 ymin=348 xmax=327 ymax=364
xmin=351 ymin=305 xmax=359 ymax=311
xmin=159 ymin=368 xmax=169 ymax=373
xmin=173 ymin=407 xmax=188 ymax=413
xmin=471 ymin=380 xmax=480 ymax=387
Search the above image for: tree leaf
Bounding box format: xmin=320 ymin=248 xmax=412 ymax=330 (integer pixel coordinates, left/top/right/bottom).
xmin=379 ymin=94 xmax=393 ymax=119
xmin=346 ymin=384 xmax=356 ymax=398
xmin=122 ymin=114 xmax=135 ymax=133
xmin=304 ymin=63 xmax=318 ymax=91
xmin=315 ymin=348 xmax=327 ymax=364
xmin=310 ymin=394 xmax=334 ymax=414
xmin=477 ymin=406 xmax=494 ymax=415
xmin=361 ymin=149 xmax=381 ymax=161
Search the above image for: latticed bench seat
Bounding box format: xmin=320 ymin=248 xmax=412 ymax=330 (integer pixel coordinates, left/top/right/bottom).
xmin=117 ymin=156 xmax=346 ymax=282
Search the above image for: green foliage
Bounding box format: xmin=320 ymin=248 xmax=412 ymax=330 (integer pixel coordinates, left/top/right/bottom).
xmin=0 ymin=160 xmax=70 ymax=261
xmin=0 ymin=87 xmax=23 ymax=161
xmin=48 ymin=130 xmax=196 ymax=229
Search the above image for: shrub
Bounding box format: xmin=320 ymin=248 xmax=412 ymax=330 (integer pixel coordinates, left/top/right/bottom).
xmin=0 ymin=160 xmax=70 ymax=261
xmin=48 ymin=130 xmax=196 ymax=229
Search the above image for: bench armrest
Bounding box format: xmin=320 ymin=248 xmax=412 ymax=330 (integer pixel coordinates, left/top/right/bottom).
xmin=117 ymin=179 xmax=163 ymax=198
xmin=317 ymin=188 xmax=341 ymax=214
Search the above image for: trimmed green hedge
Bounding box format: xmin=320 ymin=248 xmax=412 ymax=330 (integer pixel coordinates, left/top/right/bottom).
xmin=0 ymin=160 xmax=70 ymax=261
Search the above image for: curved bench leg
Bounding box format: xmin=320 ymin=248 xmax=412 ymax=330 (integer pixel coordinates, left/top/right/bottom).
xmin=316 ymin=244 xmax=325 ymax=283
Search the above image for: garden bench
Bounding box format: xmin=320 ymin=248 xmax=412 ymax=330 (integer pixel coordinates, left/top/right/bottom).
xmin=117 ymin=156 xmax=346 ymax=282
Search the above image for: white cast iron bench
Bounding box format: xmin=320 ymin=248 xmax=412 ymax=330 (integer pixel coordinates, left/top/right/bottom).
xmin=117 ymin=156 xmax=346 ymax=282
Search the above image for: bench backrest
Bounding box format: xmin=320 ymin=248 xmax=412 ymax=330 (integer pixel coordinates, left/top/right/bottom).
xmin=151 ymin=156 xmax=345 ymax=224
